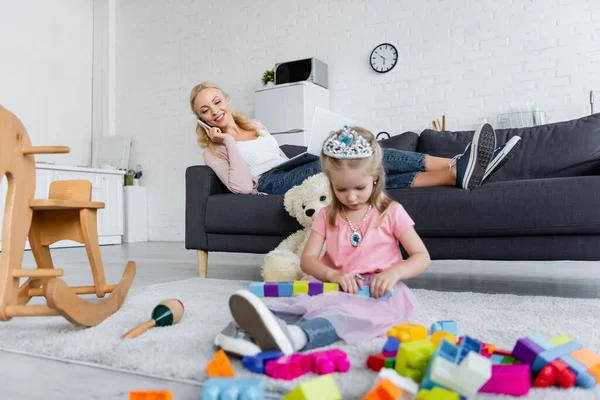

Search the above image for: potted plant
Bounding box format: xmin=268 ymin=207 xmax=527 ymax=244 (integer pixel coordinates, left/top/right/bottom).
xmin=262 ymin=69 xmax=274 ymax=86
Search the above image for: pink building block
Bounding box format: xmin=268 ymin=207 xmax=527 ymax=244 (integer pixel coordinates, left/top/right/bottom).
xmin=479 ymin=364 xmax=531 ymax=396
xmin=265 ymin=349 xmax=350 ymax=380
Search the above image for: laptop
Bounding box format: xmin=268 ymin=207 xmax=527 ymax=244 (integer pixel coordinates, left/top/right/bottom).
xmin=275 ymin=106 xmax=356 ymax=171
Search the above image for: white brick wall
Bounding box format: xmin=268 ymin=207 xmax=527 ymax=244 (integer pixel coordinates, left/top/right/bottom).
xmin=114 ymin=0 xmax=600 ymax=241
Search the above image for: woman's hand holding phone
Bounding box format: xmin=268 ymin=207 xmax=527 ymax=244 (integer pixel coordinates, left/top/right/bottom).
xmin=198 ymin=119 xmax=228 ymax=143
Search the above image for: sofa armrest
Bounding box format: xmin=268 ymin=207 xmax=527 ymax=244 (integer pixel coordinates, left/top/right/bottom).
xmin=185 ymin=165 xmax=227 ymax=250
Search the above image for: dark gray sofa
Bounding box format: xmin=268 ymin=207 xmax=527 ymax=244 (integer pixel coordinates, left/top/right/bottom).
xmin=186 ymin=113 xmax=600 ymax=276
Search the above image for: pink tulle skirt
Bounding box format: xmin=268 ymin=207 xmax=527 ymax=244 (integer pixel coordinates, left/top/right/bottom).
xmin=262 ymin=274 xmax=420 ymax=344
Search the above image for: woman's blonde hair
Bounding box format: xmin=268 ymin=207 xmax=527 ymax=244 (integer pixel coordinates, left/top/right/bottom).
xmin=189 ymin=81 xmax=260 ymax=153
xmin=320 ymin=126 xmax=394 ymax=227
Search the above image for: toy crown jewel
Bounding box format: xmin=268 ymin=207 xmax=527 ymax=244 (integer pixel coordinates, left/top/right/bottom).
xmin=322 ymin=126 xmax=374 ymax=159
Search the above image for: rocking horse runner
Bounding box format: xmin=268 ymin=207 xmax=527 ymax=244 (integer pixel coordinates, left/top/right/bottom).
xmin=0 ymin=105 xmax=136 ymax=327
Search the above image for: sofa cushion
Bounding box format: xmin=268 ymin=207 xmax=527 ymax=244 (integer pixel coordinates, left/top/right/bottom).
xmin=389 ymin=176 xmax=600 ymax=237
xmin=416 ymin=113 xmax=600 ymax=182
xmin=379 ymin=131 xmax=419 ymax=152
xmin=204 ymin=176 xmax=600 ymax=238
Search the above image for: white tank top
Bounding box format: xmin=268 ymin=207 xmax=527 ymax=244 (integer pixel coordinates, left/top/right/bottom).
xmin=236 ymin=128 xmax=287 ymax=177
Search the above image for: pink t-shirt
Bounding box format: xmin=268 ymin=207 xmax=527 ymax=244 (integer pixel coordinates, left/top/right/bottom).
xmin=311 ymin=202 xmax=415 ymax=275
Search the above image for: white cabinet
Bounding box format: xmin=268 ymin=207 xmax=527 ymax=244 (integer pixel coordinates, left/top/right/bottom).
xmin=255 ymin=82 xmax=330 ymax=147
xmin=0 ymin=164 xmax=125 ymax=251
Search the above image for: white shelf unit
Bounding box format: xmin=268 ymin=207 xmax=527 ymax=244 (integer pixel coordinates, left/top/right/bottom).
xmin=0 ymin=164 xmax=125 ymax=251
xmin=254 ymin=82 xmax=330 ymax=147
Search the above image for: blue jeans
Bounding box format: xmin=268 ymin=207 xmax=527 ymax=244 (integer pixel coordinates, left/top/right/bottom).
xmin=275 ymin=312 xmax=339 ymax=351
xmin=257 ymin=148 xmax=427 ymax=194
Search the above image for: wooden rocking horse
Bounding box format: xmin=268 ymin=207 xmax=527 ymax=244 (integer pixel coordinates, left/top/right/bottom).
xmin=0 ymin=105 xmax=136 ymax=327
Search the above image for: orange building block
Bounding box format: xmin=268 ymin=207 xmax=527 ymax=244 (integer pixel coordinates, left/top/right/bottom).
xmin=571 ymin=348 xmax=600 ymax=381
xmin=129 ymin=391 xmax=173 ymax=400
xmin=363 ymin=378 xmax=403 ymax=400
xmin=387 ymin=323 xmax=427 ymax=343
xmin=207 ymin=349 xmax=235 ymax=377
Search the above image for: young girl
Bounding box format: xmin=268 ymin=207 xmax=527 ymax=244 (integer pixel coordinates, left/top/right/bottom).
xmin=216 ymin=126 xmax=431 ymax=356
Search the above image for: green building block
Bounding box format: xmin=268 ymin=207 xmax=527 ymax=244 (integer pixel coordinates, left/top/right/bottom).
xmin=416 ymin=387 xmax=460 ymax=400
xmin=395 ymin=339 xmax=434 ymax=383
xmin=282 ymin=375 xmax=341 ymax=400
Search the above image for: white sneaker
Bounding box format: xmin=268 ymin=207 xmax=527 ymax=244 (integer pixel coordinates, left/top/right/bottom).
xmin=214 ymin=321 xmax=262 ymax=357
xmin=229 ymin=289 xmax=295 ymax=355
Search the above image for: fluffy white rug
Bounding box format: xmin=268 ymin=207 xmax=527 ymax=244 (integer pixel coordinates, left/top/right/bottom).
xmin=0 ymin=277 xmax=598 ymax=399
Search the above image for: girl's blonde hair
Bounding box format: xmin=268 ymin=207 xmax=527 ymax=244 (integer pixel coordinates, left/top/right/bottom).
xmin=320 ymin=126 xmax=395 ymax=227
xmin=189 ymin=81 xmax=260 ymax=154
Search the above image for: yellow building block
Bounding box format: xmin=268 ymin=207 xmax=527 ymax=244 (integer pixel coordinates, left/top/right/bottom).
xmin=429 ymin=332 xmax=457 ymax=348
xmin=549 ymin=335 xmax=572 ymax=346
xmin=387 ymin=322 xmax=427 ymax=342
xmin=416 ymin=387 xmax=459 ymax=400
xmin=283 ymin=375 xmax=341 ymax=400
xmin=323 ymin=282 xmax=340 ymax=293
xmin=293 ymin=281 xmax=309 ymax=295
xmin=395 ymin=339 xmax=434 ymax=383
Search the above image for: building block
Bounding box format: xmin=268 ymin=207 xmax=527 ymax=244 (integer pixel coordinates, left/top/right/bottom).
xmin=265 ymin=349 xmax=350 ymax=380
xmin=206 ymin=349 xmax=235 ymax=377
xmin=571 ymin=348 xmax=600 ymax=381
xmin=383 ymin=336 xmax=401 ymax=356
xmin=282 ymin=375 xmax=341 ymax=400
xmin=363 ymin=378 xmax=403 ymax=400
xmin=308 ymin=281 xmax=323 ymax=295
xmin=242 ymin=351 xmax=284 ymax=374
xmin=429 ymin=320 xmax=458 ymax=337
xmin=549 ymin=335 xmax=572 ymax=346
xmin=202 ymin=378 xmax=264 ymax=400
xmin=416 ymin=387 xmax=459 ymax=400
xmin=129 ymin=391 xmax=173 ymax=400
xmin=395 ymin=338 xmax=434 ymax=383
xmin=248 ymin=282 xmax=264 ymax=297
xmin=429 ymin=352 xmax=491 ymax=397
xmin=532 ymin=340 xmax=582 ymax=372
xmin=279 ymin=282 xmax=294 ymax=296
xmin=264 ymin=282 xmax=279 ymax=297
xmin=293 ymin=281 xmax=309 ymax=295
xmin=368 ymin=353 xmax=388 ymax=372
xmin=430 ymin=332 xmax=457 ymax=348
xmin=512 ymin=337 xmax=544 ymax=364
xmin=323 ymin=282 xmax=339 ymax=293
xmin=388 ymin=323 xmax=428 ymax=343
xmin=533 ymin=359 xmax=576 ymax=388
xmin=479 ymin=364 xmax=530 ymax=396
xmin=377 ymin=368 xmax=420 ymax=396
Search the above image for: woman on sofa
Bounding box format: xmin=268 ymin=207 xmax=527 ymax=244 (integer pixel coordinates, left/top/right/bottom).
xmin=190 ymin=81 xmax=519 ymax=195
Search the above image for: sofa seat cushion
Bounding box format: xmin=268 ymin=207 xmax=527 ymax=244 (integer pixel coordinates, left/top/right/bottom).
xmin=205 ymin=176 xmax=600 ymax=238
xmin=205 ymin=193 xmax=300 ymax=236
xmin=392 ymin=176 xmax=600 ymax=237
xmin=417 ymin=113 xmax=600 ymax=183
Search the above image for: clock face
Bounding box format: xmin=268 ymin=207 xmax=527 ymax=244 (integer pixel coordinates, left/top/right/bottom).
xmin=370 ymin=43 xmax=398 ymax=73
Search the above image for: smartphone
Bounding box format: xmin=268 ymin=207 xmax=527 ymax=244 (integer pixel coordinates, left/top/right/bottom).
xmin=197 ymin=118 xmax=213 ymax=130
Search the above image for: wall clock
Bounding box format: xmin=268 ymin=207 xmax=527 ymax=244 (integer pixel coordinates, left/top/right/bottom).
xmin=370 ymin=43 xmax=398 ymax=73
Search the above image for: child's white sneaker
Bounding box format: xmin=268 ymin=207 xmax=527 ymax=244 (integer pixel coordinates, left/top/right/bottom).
xmin=229 ymin=289 xmax=295 ymax=355
xmin=214 ymin=321 xmax=262 ymax=358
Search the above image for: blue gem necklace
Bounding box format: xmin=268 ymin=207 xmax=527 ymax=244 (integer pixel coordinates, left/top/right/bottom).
xmin=342 ymin=204 xmax=372 ymax=247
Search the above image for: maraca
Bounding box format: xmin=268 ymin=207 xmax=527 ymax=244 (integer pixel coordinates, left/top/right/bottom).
xmin=123 ymin=299 xmax=184 ymax=339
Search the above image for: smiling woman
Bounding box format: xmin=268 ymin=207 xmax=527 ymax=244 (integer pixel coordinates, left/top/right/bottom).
xmin=188 ymin=82 xmax=517 ymax=195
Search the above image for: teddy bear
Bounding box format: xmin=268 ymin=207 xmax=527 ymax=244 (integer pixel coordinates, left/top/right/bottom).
xmin=261 ymin=173 xmax=330 ymax=282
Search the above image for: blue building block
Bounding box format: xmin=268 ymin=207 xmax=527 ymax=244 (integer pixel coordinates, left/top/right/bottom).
xmin=528 ymin=333 xmax=554 ymax=350
xmin=356 ymin=285 xmax=394 ymax=300
xmin=242 ymin=351 xmax=284 ymax=374
xmin=532 ymin=340 xmax=582 ymax=372
xmin=456 ymin=336 xmax=482 ymax=363
xmin=383 ymin=336 xmax=401 ymax=354
xmin=430 ymin=320 xmax=458 ymax=336
xmin=202 ymin=377 xmax=264 ymax=400
xmin=490 ymin=355 xmax=505 ymax=365
xmin=279 ymin=282 xmax=293 ymax=297
xmin=249 ymin=282 xmax=264 ymax=297
xmin=419 ymin=339 xmax=464 ymax=399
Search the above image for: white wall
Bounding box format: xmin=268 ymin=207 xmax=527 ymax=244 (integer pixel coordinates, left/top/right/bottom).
xmin=114 ymin=0 xmax=600 ymax=241
xmin=0 ymin=0 xmax=94 ymax=167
